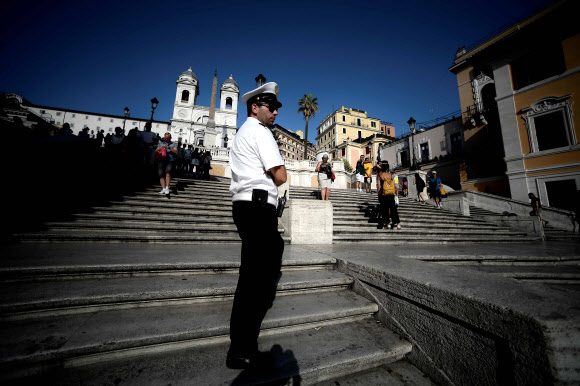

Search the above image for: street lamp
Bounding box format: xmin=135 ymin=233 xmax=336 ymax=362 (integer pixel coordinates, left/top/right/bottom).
xmin=407 ymin=117 xmax=417 ymax=170
xmin=255 ymin=74 xmax=266 ymax=87
xmin=123 ymin=107 xmax=130 ymax=131
xmin=150 ymin=97 xmax=159 ymax=121
xmin=223 ymin=133 xmax=229 ymax=148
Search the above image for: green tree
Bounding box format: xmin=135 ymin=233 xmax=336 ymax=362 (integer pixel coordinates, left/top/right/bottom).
xmin=297 ymin=94 xmax=320 ymax=160
xmin=336 ymin=158 xmax=353 ymax=173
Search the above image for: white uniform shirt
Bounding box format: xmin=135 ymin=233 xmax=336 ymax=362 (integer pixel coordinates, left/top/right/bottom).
xmin=229 ymin=117 xmax=284 ymax=207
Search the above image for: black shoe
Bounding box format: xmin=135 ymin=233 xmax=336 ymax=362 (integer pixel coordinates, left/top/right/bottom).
xmin=226 ymin=350 xmax=274 ymax=370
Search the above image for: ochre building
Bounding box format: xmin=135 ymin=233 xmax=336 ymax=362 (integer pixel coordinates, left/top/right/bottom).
xmin=449 ymin=0 xmax=579 ymax=210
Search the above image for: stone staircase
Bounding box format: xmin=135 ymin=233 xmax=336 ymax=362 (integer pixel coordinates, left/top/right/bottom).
xmin=12 ymin=178 xmax=287 ymax=244
xmin=10 ymin=178 xmax=540 ymax=244
xmin=287 ymin=187 xmax=536 ymax=243
xmin=0 ymin=244 xmax=431 ymax=385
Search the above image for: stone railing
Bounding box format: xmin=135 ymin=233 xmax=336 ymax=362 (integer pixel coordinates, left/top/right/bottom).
xmin=448 ymin=189 xmax=575 ymax=232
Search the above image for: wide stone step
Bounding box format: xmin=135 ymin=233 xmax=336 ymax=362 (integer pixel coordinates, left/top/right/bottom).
xmin=0 ymin=244 xmax=336 ymax=281
xmin=13 ymin=231 xmax=254 ymax=244
xmin=90 ymin=205 xmax=232 ymax=217
xmin=0 ymin=268 xmax=350 ymax=317
xmin=334 ymin=223 xmax=513 ymax=231
xmin=72 ymin=213 xmax=235 ymax=225
xmin=0 ymin=290 xmax=377 ymax=379
xmin=335 ymin=219 xmax=497 ymax=229
xmin=12 ymin=317 xmax=411 ymax=385
xmin=333 ymin=235 xmax=537 ymax=243
xmin=334 ymin=227 xmax=526 ymax=236
xmin=44 ymin=221 xmax=251 ymax=234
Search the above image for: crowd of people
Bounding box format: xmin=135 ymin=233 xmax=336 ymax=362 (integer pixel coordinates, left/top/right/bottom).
xmin=40 ymin=122 xmax=216 ymax=195
xmin=315 ymin=154 xmax=451 ymax=230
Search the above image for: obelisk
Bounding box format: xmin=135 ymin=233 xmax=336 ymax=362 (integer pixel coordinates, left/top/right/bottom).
xmin=207 ymin=68 xmax=217 ymax=129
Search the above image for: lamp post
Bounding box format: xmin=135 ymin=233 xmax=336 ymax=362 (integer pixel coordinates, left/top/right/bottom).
xmin=150 ymin=97 xmax=159 ymax=121
xmin=223 ymin=133 xmax=229 ymax=148
xmin=123 ymin=107 xmax=130 ymax=131
xmin=407 ymin=117 xmax=417 ymax=170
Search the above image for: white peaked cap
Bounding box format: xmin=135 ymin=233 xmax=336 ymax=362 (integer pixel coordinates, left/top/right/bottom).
xmin=241 ymin=82 xmax=280 ymax=105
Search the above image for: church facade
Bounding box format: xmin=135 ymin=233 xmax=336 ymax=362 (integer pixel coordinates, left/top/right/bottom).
xmin=169 ymin=67 xmax=239 ymax=148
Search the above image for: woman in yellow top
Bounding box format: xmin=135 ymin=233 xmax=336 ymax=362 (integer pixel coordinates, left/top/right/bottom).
xmin=363 ymin=157 xmax=373 ymax=193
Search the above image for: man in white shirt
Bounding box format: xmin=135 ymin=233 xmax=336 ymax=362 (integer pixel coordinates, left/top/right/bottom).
xmin=227 ymin=81 xmax=287 ymax=369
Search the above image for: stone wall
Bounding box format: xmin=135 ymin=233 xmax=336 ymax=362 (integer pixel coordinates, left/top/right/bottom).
xmin=337 ymin=255 xmax=580 ymax=385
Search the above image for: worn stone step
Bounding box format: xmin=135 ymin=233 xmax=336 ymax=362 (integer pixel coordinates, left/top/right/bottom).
xmin=13 ymin=318 xmax=411 ymax=385
xmin=0 ymin=290 xmax=377 ymax=379
xmin=334 ymin=227 xmax=526 ymax=236
xmin=334 ymin=224 xmax=514 ymax=232
xmin=44 ymin=222 xmax=277 ymax=235
xmin=72 ymin=213 xmax=235 ymax=225
xmin=13 ymin=231 xmax=253 ymax=245
xmin=0 ymin=268 xmax=351 ymax=316
xmin=90 ymin=206 xmax=232 ymax=219
xmin=334 ymin=218 xmax=503 ymax=228
xmin=0 ymin=244 xmax=336 ymax=281
xmin=333 ymin=235 xmax=537 ymax=244
xmin=313 ymin=360 xmax=435 ymax=386
xmin=90 ymin=205 xmax=231 ymax=217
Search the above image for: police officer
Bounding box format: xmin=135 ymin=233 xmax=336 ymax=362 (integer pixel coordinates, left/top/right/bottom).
xmin=226 ymin=81 xmax=287 ymax=369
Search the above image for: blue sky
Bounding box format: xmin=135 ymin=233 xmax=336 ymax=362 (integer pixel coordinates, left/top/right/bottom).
xmin=1 ymin=0 xmax=552 ymax=142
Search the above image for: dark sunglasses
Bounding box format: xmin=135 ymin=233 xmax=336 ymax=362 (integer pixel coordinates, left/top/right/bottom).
xmin=257 ymin=103 xmax=279 ymax=113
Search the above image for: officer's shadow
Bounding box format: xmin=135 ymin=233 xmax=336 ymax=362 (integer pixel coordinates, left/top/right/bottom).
xmin=230 ymin=344 xmax=301 ymax=386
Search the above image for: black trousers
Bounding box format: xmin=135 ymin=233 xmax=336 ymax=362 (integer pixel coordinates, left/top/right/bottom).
xmin=229 ymin=200 xmax=284 ymax=355
xmin=378 ymin=195 xmax=400 ymax=225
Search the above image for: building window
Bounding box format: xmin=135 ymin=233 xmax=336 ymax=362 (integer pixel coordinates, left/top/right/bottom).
xmin=342 ymin=148 xmax=345 ymax=157
xmin=342 ymin=128 xmax=346 ymax=134
xmin=85 ymin=115 xmax=89 ymax=119
xmin=110 ymin=119 xmax=113 ymax=123
xmin=420 ymin=142 xmax=430 ymax=160
xmin=511 ymin=42 xmax=566 ymax=91
xmin=72 ymin=114 xmax=76 ymax=117
xmin=132 ymin=122 xmax=137 ymax=126
xmin=371 ymin=121 xmax=376 ymax=128
xmin=342 ymin=115 xmax=346 ymax=122
xmin=226 ymin=97 xmax=233 ymax=109
xmin=546 ymin=179 xmax=577 ymax=211
xmin=70 ymin=123 xmax=75 ymax=128
xmin=181 ymin=90 xmax=190 ymax=102
xmin=98 ymin=117 xmax=101 ymax=121
xmin=109 ymin=128 xmax=113 ymax=132
xmin=357 ymin=118 xmax=361 ymax=126
xmin=40 ymin=110 xmax=45 ymax=114
xmin=56 ymin=112 xmax=61 ymax=116
xmin=97 ymin=126 xmax=100 ymax=130
xmin=450 ymin=132 xmax=462 ymax=154
xmin=56 ymin=121 xmax=61 ymax=125
xmin=522 ymin=95 xmax=576 ymax=152
xmin=358 ymin=131 xmax=362 ymax=139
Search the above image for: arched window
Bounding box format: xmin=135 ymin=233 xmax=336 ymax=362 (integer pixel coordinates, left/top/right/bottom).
xmin=226 ymin=97 xmax=233 ymax=109
xmin=181 ymin=90 xmax=189 ymax=102
xmin=197 ymin=115 xmax=209 ymax=124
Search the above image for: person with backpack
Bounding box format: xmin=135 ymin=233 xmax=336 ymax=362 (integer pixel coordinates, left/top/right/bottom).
xmin=377 ymin=163 xmax=401 ymax=230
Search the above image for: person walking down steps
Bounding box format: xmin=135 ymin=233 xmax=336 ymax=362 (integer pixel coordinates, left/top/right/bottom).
xmin=227 ymin=80 xmax=287 ymax=369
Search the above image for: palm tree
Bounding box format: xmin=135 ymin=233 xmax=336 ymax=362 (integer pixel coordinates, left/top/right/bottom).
xmin=297 ymin=94 xmax=320 ymax=160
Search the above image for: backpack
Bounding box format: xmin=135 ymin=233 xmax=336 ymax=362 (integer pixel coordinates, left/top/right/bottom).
xmin=381 ymin=176 xmax=396 ymax=196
